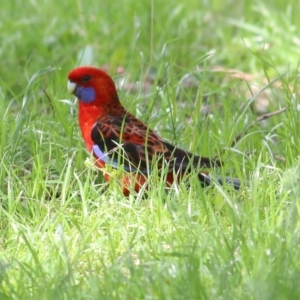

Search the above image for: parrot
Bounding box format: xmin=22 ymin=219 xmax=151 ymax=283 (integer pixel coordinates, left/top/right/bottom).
xmin=67 ymin=66 xmax=240 ymax=195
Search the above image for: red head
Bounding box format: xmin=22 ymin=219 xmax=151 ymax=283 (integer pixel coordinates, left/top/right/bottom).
xmin=68 ymin=66 xmax=123 ymax=151
xmin=67 ymin=66 xmax=121 ymax=110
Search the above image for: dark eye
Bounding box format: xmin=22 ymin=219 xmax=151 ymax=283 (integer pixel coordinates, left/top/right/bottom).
xmin=82 ymin=75 xmax=91 ymax=82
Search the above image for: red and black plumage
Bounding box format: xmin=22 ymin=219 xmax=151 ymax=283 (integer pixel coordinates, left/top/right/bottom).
xmin=67 ymin=66 xmax=240 ymax=195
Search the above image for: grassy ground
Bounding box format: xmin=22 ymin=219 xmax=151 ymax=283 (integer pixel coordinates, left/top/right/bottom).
xmin=1 ymin=0 xmax=300 ymax=299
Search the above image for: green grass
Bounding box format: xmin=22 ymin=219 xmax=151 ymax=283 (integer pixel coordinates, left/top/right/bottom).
xmin=1 ymin=0 xmax=300 ymax=299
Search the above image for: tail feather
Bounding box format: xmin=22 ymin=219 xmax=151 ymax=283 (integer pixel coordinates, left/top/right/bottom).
xmin=198 ymin=173 xmax=241 ymax=190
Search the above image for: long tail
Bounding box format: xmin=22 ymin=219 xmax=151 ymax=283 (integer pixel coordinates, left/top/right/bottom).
xmin=198 ymin=173 xmax=241 ymax=190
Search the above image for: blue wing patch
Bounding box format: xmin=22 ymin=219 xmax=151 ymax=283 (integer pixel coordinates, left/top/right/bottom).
xmin=92 ymin=144 xmax=109 ymax=163
xmin=92 ymin=144 xmax=149 ymax=174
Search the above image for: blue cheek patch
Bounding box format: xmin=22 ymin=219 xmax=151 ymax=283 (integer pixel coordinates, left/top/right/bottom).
xmin=76 ymin=86 xmax=96 ymax=103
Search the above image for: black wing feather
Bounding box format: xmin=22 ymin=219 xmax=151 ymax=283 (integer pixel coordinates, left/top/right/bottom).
xmin=91 ymin=113 xmax=219 ymax=173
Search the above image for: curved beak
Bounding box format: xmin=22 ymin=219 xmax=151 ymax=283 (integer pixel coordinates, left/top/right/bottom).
xmin=67 ymin=80 xmax=77 ymax=94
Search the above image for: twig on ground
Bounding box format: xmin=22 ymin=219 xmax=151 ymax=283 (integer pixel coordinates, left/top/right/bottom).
xmin=230 ymin=107 xmax=287 ymax=148
xmin=43 ymin=89 xmax=55 ymax=116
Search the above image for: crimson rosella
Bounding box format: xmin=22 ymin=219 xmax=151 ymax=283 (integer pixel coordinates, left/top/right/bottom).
xmin=67 ymin=66 xmax=240 ymax=195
